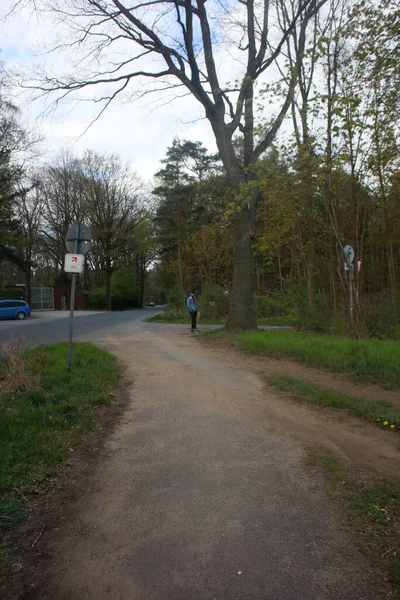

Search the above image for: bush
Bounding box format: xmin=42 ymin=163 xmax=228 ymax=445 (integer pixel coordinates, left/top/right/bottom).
xmin=361 ymin=294 xmax=400 ymax=339
xmin=254 ymin=293 xmax=291 ymax=318
xmin=111 ymin=268 xmax=139 ymax=310
xmin=200 ymin=284 xmax=229 ymax=317
xmin=167 ymin=287 xmax=186 ymax=310
xmin=86 ymin=287 xmax=106 ymax=310
xmin=0 ymin=288 xmax=24 ymax=300
xmin=254 ymin=291 xmax=333 ymax=331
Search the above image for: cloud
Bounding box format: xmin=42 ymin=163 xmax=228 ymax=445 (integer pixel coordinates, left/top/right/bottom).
xmin=1 ymin=0 xmax=220 ymax=178
xmin=1 ymin=0 xmax=291 ymax=179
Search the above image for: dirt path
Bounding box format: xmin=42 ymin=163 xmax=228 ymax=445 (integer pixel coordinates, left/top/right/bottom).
xmin=23 ymin=327 xmax=398 ymax=600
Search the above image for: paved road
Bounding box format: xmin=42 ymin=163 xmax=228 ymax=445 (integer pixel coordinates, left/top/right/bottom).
xmin=0 ymin=308 xmax=162 ymax=347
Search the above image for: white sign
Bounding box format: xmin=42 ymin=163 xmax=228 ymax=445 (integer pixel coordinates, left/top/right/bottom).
xmin=64 ymin=253 xmax=84 ymax=273
xmin=344 ymin=245 xmax=354 ymax=264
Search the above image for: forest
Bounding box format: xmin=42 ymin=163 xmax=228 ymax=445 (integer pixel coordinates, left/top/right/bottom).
xmin=0 ymin=0 xmax=398 ymax=337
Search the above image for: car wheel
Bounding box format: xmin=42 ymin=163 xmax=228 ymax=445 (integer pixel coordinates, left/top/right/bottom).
xmin=16 ymin=311 xmax=26 ymax=320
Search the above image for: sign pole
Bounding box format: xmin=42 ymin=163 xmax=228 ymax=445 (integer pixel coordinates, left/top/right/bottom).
xmin=67 ymin=226 xmax=80 ymax=372
xmin=64 ymin=222 xmax=92 ymax=372
xmin=349 ymin=265 xmax=353 ymax=325
xmin=343 ymin=245 xmax=355 ymax=328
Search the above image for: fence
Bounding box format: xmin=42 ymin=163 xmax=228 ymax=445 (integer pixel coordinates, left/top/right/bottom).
xmin=31 ymin=287 xmax=54 ymax=310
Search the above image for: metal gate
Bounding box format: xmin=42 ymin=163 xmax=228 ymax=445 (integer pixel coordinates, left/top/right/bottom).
xmin=31 ymin=287 xmax=54 ymax=310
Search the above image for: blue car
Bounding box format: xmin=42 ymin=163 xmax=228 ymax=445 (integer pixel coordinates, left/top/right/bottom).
xmin=0 ymin=300 xmax=31 ymax=320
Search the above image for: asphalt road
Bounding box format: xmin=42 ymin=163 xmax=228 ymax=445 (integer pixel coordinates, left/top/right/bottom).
xmin=0 ymin=308 xmax=162 ymax=347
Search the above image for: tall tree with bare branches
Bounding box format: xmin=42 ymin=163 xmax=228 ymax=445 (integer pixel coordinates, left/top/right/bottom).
xmin=15 ymin=0 xmax=327 ymax=328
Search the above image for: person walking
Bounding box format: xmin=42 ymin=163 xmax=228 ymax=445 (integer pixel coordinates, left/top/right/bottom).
xmin=186 ymin=292 xmax=199 ymax=333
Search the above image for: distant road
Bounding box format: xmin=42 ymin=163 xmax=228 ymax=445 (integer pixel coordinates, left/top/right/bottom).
xmin=0 ymin=307 xmax=162 ymax=347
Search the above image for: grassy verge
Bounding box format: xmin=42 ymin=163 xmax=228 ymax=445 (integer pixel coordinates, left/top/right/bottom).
xmin=0 ymin=341 xmax=119 ymax=534
xmin=307 ymin=448 xmax=400 ymax=591
xmin=267 ymin=374 xmax=399 ymax=432
xmin=146 ymin=311 xmax=289 ymax=326
xmin=204 ymin=329 xmax=400 ymax=388
xmin=146 ymin=311 xmax=226 ymax=325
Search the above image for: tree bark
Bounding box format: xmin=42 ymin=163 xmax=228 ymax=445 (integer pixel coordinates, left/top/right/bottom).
xmin=105 ymin=263 xmax=112 ymax=311
xmin=306 ymin=194 xmax=315 ymax=305
xmin=226 ymin=208 xmax=257 ymax=330
xmin=139 ymin=255 xmax=146 ymax=307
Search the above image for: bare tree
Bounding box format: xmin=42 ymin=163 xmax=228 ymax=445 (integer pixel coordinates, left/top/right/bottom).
xmin=15 ymin=180 xmax=44 ymax=301
xmin=18 ymin=0 xmax=327 ymax=328
xmin=40 ymin=151 xmax=86 ymax=277
xmin=80 ymin=150 xmax=143 ymax=309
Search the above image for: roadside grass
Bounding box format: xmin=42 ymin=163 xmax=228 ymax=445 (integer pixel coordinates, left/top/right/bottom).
xmin=266 ymin=374 xmax=400 ymax=432
xmin=146 ymin=311 xmax=226 ymax=325
xmin=146 ymin=311 xmax=289 ymax=326
xmin=0 ymin=341 xmax=119 ymax=534
xmin=204 ymin=329 xmax=400 ymax=388
xmin=307 ymin=448 xmax=400 ymax=591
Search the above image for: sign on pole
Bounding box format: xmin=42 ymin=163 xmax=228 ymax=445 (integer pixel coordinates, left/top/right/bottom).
xmin=64 ymin=253 xmax=84 ymax=273
xmin=343 ymin=245 xmax=354 ymax=324
xmin=344 ymin=245 xmax=354 ymax=265
xmin=66 ymin=223 xmax=92 ymax=255
xmin=65 ymin=224 xmax=92 ymax=372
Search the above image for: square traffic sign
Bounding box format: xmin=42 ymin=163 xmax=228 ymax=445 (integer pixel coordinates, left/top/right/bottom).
xmin=64 ymin=253 xmax=84 ymax=273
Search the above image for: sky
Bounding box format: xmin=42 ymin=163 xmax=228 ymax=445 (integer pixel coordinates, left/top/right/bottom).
xmin=0 ymin=1 xmax=221 ymax=183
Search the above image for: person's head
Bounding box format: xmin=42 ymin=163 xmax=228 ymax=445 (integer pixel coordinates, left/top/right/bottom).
xmin=190 ymin=292 xmax=195 ymax=298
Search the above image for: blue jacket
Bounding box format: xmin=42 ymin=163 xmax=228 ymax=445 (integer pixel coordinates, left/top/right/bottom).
xmin=186 ymin=296 xmax=197 ymax=312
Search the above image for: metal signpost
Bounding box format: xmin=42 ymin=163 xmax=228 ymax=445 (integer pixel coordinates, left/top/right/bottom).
xmin=65 ymin=224 xmax=92 ymax=371
xmin=344 ymin=245 xmax=355 ymax=324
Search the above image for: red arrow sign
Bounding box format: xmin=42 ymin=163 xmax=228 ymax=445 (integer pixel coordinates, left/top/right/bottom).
xmin=72 ymin=256 xmax=78 ymax=263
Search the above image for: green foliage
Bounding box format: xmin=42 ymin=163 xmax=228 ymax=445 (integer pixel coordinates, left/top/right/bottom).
xmin=86 ymin=269 xmax=139 ymax=310
xmin=86 ymin=287 xmax=106 ymax=310
xmin=361 ymin=294 xmax=400 ymax=340
xmin=110 ymin=267 xmax=138 ymax=310
xmin=166 ymin=287 xmax=186 ymax=310
xmin=254 ymin=293 xmax=294 ymax=318
xmin=0 ymin=342 xmax=118 ymax=531
xmin=0 ymin=288 xmax=24 ymax=300
xmin=267 ymin=374 xmax=400 ymax=431
xmin=254 ymin=293 xmax=333 ymax=332
xmin=200 ymin=284 xmax=229 ymax=317
xmin=0 ymin=97 xmax=26 ymax=269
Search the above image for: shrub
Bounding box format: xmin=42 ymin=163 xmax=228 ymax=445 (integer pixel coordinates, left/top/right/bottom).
xmin=86 ymin=287 xmax=106 ymax=310
xmin=200 ymin=284 xmax=229 ymax=317
xmin=111 ymin=268 xmax=139 ymax=309
xmin=360 ymin=294 xmax=400 ymax=339
xmin=0 ymin=288 xmax=24 ymax=300
xmin=167 ymin=287 xmax=186 ymax=310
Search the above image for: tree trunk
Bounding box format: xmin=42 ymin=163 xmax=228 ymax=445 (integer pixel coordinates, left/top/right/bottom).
xmin=306 ymin=205 xmax=315 ymax=305
xmin=210 ymin=115 xmax=257 ymax=330
xmin=226 ymin=208 xmax=257 ymax=330
xmin=139 ymin=254 xmax=146 ymax=307
xmin=25 ymin=261 xmax=32 ymax=307
xmin=105 ymin=264 xmax=112 ymax=311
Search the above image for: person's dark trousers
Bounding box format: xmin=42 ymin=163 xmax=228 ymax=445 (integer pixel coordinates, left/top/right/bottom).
xmin=190 ymin=310 xmax=197 ymax=331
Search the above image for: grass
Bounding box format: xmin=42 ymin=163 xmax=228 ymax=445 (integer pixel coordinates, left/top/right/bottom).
xmin=0 ymin=341 xmax=119 ymax=533
xmin=307 ymin=448 xmax=400 ymax=592
xmin=146 ymin=310 xmax=289 ymax=326
xmin=267 ymin=374 xmax=400 ymax=432
xmin=205 ymin=329 xmax=400 ymax=388
xmin=146 ymin=311 xmax=226 ymax=325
